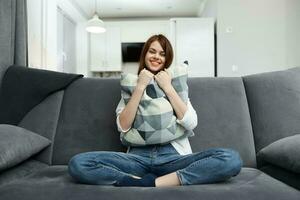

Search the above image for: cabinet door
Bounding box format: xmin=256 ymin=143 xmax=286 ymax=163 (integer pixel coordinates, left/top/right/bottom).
xmin=171 ymin=18 xmax=215 ymax=77
xmin=106 ymin=27 xmax=122 ymax=71
xmin=90 ymin=33 xmax=106 ymax=71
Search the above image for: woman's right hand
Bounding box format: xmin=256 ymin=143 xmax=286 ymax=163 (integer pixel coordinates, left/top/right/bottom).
xmin=136 ymin=68 xmax=154 ymax=90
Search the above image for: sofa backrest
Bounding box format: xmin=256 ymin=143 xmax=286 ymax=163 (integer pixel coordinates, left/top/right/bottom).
xmin=187 ymin=78 xmax=256 ymax=167
xmin=243 ymin=67 xmax=300 ymax=153
xmin=48 ymin=77 xmax=257 ymax=167
xmin=18 ymin=91 xmax=64 ymax=165
xmin=14 ymin=67 xmax=300 ymax=168
xmin=51 ymin=78 xmax=125 ymax=165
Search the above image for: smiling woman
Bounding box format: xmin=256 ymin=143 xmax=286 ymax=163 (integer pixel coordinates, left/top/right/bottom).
xmin=67 ymin=33 xmax=243 ymax=187
xmin=138 ymin=34 xmax=173 ymax=75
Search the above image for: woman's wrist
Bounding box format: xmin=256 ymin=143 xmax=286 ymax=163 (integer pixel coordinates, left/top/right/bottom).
xmin=135 ymin=84 xmax=146 ymax=93
xmin=164 ymin=85 xmax=175 ymax=96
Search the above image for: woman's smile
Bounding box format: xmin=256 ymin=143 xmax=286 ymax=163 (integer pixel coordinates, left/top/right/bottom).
xmin=145 ymin=40 xmax=166 ymax=73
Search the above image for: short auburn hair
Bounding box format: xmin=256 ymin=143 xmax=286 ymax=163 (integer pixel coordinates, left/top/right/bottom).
xmin=137 ymin=34 xmax=174 ymax=74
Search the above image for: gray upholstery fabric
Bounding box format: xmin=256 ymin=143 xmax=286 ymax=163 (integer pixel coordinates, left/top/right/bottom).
xmin=52 ymin=77 xmax=256 ymax=167
xmin=188 ymin=78 xmax=256 ymax=167
xmin=257 ymin=134 xmax=300 ymax=173
xmin=0 ymin=124 xmax=51 ymax=172
xmin=18 ymin=91 xmax=64 ymax=165
xmin=243 ymin=67 xmax=300 ymax=152
xmin=0 ymin=0 xmax=27 ymax=86
xmin=0 ymin=167 xmax=299 ymax=200
xmin=1 ymin=69 xmax=299 ymax=197
xmin=0 ymin=159 xmax=48 ymax=187
xmin=260 ymin=165 xmax=300 ymax=190
xmin=52 ymin=78 xmax=125 ymax=165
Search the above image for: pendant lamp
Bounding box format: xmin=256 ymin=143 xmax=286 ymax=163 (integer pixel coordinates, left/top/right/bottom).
xmin=86 ymin=0 xmax=106 ymax=33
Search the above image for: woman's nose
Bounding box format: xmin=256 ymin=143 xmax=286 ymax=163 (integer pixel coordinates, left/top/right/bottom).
xmin=153 ymin=53 xmax=159 ymax=59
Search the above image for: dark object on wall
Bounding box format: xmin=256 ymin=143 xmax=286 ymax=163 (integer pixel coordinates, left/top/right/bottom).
xmin=122 ymin=43 xmax=145 ymax=62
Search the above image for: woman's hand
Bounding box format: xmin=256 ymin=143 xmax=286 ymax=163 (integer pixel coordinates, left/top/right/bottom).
xmin=154 ymin=69 xmax=173 ymax=92
xmin=137 ymin=69 xmax=154 ymax=91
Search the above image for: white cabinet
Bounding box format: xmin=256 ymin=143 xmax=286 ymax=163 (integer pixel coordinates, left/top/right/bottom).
xmin=170 ymin=18 xmax=215 ymax=77
xmin=90 ymin=27 xmax=122 ymax=71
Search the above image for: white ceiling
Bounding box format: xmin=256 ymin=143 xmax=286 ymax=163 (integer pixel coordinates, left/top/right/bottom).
xmin=70 ymin=0 xmax=206 ymax=19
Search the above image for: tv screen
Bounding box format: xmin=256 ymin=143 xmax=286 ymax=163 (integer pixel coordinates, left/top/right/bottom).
xmin=122 ymin=43 xmax=145 ymax=62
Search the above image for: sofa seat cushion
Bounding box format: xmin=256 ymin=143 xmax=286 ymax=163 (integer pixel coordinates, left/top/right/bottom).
xmin=0 ymin=166 xmax=299 ymax=200
xmin=260 ymin=164 xmax=300 ymax=190
xmin=0 ymin=159 xmax=48 ymax=187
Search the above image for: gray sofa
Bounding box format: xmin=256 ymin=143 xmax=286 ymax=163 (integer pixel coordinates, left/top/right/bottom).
xmin=0 ymin=66 xmax=299 ymax=200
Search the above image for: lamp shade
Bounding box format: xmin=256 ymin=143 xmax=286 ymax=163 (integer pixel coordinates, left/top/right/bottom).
xmin=86 ymin=14 xmax=106 ymax=33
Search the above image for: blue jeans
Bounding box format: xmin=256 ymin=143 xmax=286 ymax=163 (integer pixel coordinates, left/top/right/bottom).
xmin=68 ymin=143 xmax=242 ymax=186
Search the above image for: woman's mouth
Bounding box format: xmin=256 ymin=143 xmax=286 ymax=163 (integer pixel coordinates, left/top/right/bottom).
xmin=150 ymin=60 xmax=161 ymax=66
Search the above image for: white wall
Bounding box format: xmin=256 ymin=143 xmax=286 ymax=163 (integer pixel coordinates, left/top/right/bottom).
xmin=106 ymin=19 xmax=170 ymax=42
xmin=286 ymin=0 xmax=300 ymax=68
xmin=201 ymin=0 xmax=300 ymax=77
xmin=200 ymin=0 xmax=217 ymax=20
xmin=27 ymin=0 xmax=57 ymax=71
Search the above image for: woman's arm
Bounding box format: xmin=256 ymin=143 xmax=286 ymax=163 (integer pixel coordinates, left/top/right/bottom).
xmin=176 ymin=99 xmax=198 ymax=130
xmin=118 ymin=86 xmax=144 ymax=131
xmin=154 ymin=70 xmax=198 ymax=130
xmin=154 ymin=69 xmax=187 ymax=120
xmin=164 ymin=86 xmax=187 ymax=120
xmin=119 ymin=69 xmax=154 ymax=131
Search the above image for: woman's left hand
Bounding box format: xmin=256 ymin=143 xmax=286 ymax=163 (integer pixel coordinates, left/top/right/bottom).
xmin=154 ymin=69 xmax=173 ymax=92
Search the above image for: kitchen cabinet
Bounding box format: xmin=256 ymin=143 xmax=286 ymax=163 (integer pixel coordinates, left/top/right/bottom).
xmin=90 ymin=27 xmax=122 ymax=72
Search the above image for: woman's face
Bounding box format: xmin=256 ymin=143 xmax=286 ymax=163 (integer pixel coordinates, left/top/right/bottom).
xmin=144 ymin=40 xmax=166 ymax=74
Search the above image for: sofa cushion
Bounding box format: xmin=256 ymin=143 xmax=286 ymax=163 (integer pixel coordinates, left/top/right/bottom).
xmin=187 ymin=78 xmax=256 ymax=167
xmin=52 ymin=78 xmax=125 ymax=165
xmin=243 ymin=67 xmax=300 ymax=152
xmin=260 ymin=164 xmax=300 ymax=190
xmin=0 ymin=124 xmax=51 ymax=172
xmin=257 ymin=134 xmax=300 ymax=173
xmin=0 ymin=159 xmax=48 ymax=187
xmin=0 ymin=167 xmax=299 ymax=200
xmin=18 ymin=91 xmax=64 ymax=165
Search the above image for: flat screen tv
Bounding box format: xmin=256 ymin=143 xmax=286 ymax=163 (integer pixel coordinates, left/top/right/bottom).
xmin=122 ymin=43 xmax=145 ymax=62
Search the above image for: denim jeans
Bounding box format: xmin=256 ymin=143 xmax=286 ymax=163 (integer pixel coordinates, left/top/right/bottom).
xmin=68 ymin=143 xmax=242 ymax=186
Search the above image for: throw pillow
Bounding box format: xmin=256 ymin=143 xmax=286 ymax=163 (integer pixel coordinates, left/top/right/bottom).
xmin=0 ymin=124 xmax=51 ymax=172
xmin=257 ymin=134 xmax=300 ymax=173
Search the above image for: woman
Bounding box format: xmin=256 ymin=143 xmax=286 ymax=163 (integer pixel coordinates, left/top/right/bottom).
xmin=68 ymin=34 xmax=242 ymax=187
